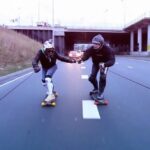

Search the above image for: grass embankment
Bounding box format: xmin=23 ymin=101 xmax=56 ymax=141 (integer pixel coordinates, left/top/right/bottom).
xmin=0 ymin=27 xmax=42 ymax=76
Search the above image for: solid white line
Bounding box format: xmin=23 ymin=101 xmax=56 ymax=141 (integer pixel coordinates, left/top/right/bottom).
xmin=129 ymin=58 xmax=150 ymax=63
xmin=81 ymin=66 xmax=86 ymax=69
xmin=0 ymin=72 xmax=33 ymax=88
xmin=82 ymin=100 xmax=101 ymax=119
xmin=127 ymin=66 xmax=133 ymax=69
xmin=81 ymin=75 xmax=88 ymax=79
xmin=115 ymin=62 xmax=119 ymax=65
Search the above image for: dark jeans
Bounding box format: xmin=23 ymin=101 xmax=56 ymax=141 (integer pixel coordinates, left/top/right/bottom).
xmin=42 ymin=64 xmax=57 ymax=82
xmin=88 ymin=63 xmax=108 ymax=94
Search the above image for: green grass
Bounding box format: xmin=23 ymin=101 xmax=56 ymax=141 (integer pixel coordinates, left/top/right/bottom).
xmin=0 ymin=61 xmax=32 ymax=76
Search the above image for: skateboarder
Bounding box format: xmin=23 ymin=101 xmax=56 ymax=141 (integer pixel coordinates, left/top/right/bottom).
xmin=77 ymin=34 xmax=115 ymax=103
xmin=32 ymin=40 xmax=76 ymax=105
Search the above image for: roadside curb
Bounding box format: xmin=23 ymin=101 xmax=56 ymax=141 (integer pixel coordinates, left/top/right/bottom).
xmin=117 ymin=55 xmax=150 ymax=61
xmin=0 ymin=67 xmax=33 ymax=84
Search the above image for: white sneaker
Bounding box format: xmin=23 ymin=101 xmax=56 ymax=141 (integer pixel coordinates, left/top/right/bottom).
xmin=45 ymin=94 xmax=55 ymax=102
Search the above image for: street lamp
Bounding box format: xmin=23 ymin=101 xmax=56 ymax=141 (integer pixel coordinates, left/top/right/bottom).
xmin=38 ymin=0 xmax=40 ymax=22
xmin=52 ymin=0 xmax=55 ymax=46
xmin=121 ymin=0 xmax=126 ymax=28
xmin=104 ymin=9 xmax=108 ymax=28
xmin=52 ymin=0 xmax=54 ymax=27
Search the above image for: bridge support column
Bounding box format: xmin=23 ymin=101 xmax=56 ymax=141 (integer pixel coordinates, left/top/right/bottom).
xmin=130 ymin=31 xmax=134 ymax=53
xmin=147 ymin=24 xmax=150 ymax=51
xmin=137 ymin=28 xmax=142 ymax=52
xmin=53 ymin=27 xmax=65 ymax=54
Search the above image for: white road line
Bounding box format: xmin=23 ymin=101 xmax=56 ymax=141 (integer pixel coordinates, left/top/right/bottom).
xmin=81 ymin=66 xmax=86 ymax=69
xmin=82 ymin=100 xmax=101 ymax=119
xmin=127 ymin=66 xmax=133 ymax=69
xmin=81 ymin=62 xmax=85 ymax=65
xmin=115 ymin=62 xmax=119 ymax=65
xmin=129 ymin=58 xmax=150 ymax=63
xmin=81 ymin=75 xmax=88 ymax=79
xmin=0 ymin=72 xmax=33 ymax=88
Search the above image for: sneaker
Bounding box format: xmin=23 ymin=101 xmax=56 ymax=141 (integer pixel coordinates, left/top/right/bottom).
xmin=97 ymin=93 xmax=104 ymax=100
xmin=42 ymin=82 xmax=47 ymax=86
xmin=45 ymin=94 xmax=55 ymax=102
xmin=89 ymin=89 xmax=98 ymax=95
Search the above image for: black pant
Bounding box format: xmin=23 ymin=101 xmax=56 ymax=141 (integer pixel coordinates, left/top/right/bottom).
xmin=88 ymin=63 xmax=108 ymax=94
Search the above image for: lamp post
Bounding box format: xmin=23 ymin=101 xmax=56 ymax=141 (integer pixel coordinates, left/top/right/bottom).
xmin=52 ymin=0 xmax=55 ymax=46
xmin=52 ymin=0 xmax=54 ymax=27
xmin=38 ymin=0 xmax=40 ymax=22
xmin=104 ymin=9 xmax=108 ymax=28
xmin=121 ymin=0 xmax=126 ymax=28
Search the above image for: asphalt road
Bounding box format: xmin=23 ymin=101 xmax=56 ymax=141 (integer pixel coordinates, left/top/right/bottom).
xmin=0 ymin=56 xmax=150 ymax=150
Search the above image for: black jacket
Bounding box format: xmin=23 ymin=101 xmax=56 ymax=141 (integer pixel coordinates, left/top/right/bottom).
xmin=32 ymin=49 xmax=72 ymax=69
xmin=81 ymin=44 xmax=115 ymax=67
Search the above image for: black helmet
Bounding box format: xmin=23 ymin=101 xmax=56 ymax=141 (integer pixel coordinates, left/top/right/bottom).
xmin=92 ymin=34 xmax=104 ymax=45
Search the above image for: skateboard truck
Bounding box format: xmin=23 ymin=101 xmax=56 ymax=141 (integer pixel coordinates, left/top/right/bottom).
xmin=94 ymin=99 xmax=108 ymax=105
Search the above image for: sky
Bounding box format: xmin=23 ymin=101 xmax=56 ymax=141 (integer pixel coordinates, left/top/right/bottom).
xmin=0 ymin=0 xmax=149 ymax=29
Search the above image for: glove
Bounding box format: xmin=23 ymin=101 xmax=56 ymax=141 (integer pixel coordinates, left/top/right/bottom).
xmin=70 ymin=59 xmax=76 ymax=63
xmin=33 ymin=66 xmax=40 ymax=73
xmin=77 ymin=59 xmax=82 ymax=64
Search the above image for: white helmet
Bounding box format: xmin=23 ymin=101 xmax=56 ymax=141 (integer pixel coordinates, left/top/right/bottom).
xmin=43 ymin=41 xmax=53 ymax=50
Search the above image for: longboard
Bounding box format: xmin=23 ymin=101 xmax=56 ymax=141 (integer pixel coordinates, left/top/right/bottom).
xmin=41 ymin=92 xmax=58 ymax=107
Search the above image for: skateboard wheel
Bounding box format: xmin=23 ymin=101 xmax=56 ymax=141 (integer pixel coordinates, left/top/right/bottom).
xmin=51 ymin=102 xmax=56 ymax=106
xmin=104 ymin=100 xmax=109 ymax=105
xmin=41 ymin=102 xmax=46 ymax=106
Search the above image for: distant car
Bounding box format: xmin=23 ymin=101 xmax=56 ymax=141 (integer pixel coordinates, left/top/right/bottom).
xmin=68 ymin=50 xmax=83 ymax=60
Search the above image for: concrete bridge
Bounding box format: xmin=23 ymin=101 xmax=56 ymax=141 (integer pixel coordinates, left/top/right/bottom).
xmin=8 ymin=18 xmax=150 ymax=56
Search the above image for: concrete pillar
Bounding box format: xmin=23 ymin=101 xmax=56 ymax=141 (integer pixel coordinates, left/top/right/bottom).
xmin=43 ymin=30 xmax=46 ymax=42
xmin=147 ymin=24 xmax=150 ymax=51
xmin=53 ymin=27 xmax=65 ymax=53
xmin=137 ymin=28 xmax=142 ymax=52
xmin=47 ymin=30 xmax=52 ymax=40
xmin=31 ymin=30 xmax=34 ymax=39
xmin=37 ymin=30 xmax=40 ymax=42
xmin=130 ymin=31 xmax=134 ymax=52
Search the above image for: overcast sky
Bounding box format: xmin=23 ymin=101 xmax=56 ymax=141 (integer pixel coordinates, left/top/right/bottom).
xmin=0 ymin=0 xmax=149 ymax=29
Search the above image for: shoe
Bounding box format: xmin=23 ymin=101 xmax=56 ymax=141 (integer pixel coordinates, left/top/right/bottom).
xmin=45 ymin=94 xmax=55 ymax=103
xmin=89 ymin=89 xmax=98 ymax=95
xmin=42 ymin=82 xmax=47 ymax=86
xmin=96 ymin=93 xmax=104 ymax=100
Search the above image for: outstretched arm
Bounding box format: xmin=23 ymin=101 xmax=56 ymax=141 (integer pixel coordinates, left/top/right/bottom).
xmin=77 ymin=48 xmax=91 ymax=63
xmin=56 ymin=52 xmax=76 ymax=63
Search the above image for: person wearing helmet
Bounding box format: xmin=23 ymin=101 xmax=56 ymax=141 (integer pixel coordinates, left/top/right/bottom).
xmin=77 ymin=34 xmax=115 ymax=102
xmin=32 ymin=40 xmax=76 ymax=104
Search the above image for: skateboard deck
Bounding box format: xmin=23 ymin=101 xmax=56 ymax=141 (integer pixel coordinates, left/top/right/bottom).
xmin=90 ymin=93 xmax=108 ymax=105
xmin=41 ymin=100 xmax=56 ymax=107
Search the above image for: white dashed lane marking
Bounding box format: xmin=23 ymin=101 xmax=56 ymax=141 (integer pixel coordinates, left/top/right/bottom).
xmin=127 ymin=66 xmax=133 ymax=69
xmin=82 ymin=100 xmax=101 ymax=119
xmin=81 ymin=75 xmax=89 ymax=79
xmin=81 ymin=66 xmax=86 ymax=69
